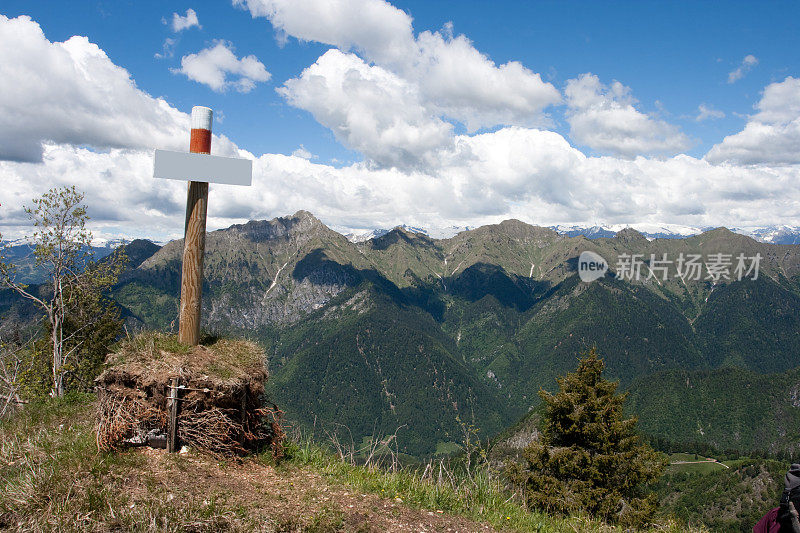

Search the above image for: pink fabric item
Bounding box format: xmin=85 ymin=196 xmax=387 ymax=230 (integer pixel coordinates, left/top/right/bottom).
xmin=753 ymin=507 xmax=781 ymax=533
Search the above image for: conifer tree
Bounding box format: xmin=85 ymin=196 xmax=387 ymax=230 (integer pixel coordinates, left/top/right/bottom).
xmin=508 ymin=347 xmax=666 ymax=526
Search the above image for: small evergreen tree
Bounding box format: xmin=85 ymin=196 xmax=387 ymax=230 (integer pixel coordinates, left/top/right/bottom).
xmin=507 ymin=347 xmax=666 ymax=527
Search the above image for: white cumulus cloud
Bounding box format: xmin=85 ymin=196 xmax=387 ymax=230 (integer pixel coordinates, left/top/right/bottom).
xmin=236 ymin=0 xmax=560 ymax=131
xmin=278 ymin=49 xmax=454 ymax=169
xmin=706 ymin=77 xmax=800 ymax=165
xmin=728 ymin=54 xmax=758 ymax=84
xmin=173 ymin=41 xmax=271 ymax=93
xmin=411 ymin=29 xmax=561 ymax=130
xmin=564 ymin=73 xmax=690 ymax=158
xmin=0 ymin=15 xmax=190 ymax=163
xmin=4 ymin=127 xmax=798 ymax=243
xmin=170 ymin=8 xmax=201 ymax=32
xmin=233 ymin=0 xmax=415 ymax=64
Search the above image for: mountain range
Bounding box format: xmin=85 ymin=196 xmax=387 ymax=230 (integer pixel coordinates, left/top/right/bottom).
xmin=5 ymin=222 xmax=800 ymax=286
xmin=4 ymin=212 xmax=800 ymax=456
xmin=78 ymin=211 xmax=799 ymax=457
xmin=346 ymin=223 xmax=800 ymax=245
xmin=1 ymin=238 xmax=130 ymax=285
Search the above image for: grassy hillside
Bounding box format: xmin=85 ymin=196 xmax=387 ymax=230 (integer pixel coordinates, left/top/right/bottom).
xmin=694 ymin=276 xmax=800 ymax=372
xmin=264 ymin=282 xmax=518 ymax=456
xmin=0 ymin=394 xmax=701 ymax=532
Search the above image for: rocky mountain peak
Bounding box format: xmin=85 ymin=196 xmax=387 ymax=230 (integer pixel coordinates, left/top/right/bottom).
xmin=471 ymin=218 xmax=561 ymax=244
xmin=369 ymin=226 xmax=435 ymax=250
xmin=222 ymin=211 xmax=328 ymax=243
xmin=703 ymin=227 xmax=738 ymax=239
xmin=614 ymin=227 xmax=647 ymax=244
xmin=291 ymin=210 xmax=321 ymax=224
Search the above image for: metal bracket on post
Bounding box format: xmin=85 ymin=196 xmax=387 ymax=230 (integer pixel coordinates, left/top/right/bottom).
xmin=167 ymin=378 xmax=179 ymax=453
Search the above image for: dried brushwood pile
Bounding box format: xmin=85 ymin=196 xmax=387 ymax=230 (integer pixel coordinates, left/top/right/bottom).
xmin=96 ymin=334 xmax=283 ymax=459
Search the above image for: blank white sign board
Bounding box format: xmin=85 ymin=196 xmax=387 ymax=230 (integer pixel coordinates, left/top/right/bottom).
xmin=153 ymin=149 xmax=252 ymax=186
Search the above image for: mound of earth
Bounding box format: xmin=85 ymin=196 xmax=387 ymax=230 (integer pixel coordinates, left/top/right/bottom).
xmin=95 ymin=334 xmax=282 ymax=458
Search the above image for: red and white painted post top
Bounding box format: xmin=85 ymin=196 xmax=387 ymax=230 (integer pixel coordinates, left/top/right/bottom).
xmin=153 ymin=106 xmax=251 ymax=186
xmin=190 ymin=106 xmax=212 ymax=154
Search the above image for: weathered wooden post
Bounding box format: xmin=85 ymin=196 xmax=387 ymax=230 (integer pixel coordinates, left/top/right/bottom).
xmin=153 ymin=106 xmax=253 ymax=346
xmin=179 ymin=107 xmax=212 ymax=346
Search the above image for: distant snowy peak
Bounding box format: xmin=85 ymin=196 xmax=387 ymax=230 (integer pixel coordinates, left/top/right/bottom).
xmin=90 ymin=237 xmax=130 ymax=249
xmin=552 ymin=223 xmax=705 ymax=240
xmin=553 ymin=224 xmax=800 ymax=244
xmin=608 ymin=223 xmax=704 ymax=238
xmin=1 ymin=237 xmax=166 ymax=255
xmin=741 ymin=226 xmax=800 ymax=245
xmin=551 ymin=225 xmax=617 ymax=239
xmin=426 ymin=225 xmax=474 ymax=239
xmin=3 ymin=237 xmax=146 ymax=249
xmin=345 ymin=224 xmax=472 ymax=242
xmin=89 ymin=237 xmax=167 ymax=248
xmin=345 ymin=223 xmax=800 ymax=245
xmin=1 ymin=237 xmax=35 ymax=247
xmin=345 ymin=228 xmax=391 ymax=243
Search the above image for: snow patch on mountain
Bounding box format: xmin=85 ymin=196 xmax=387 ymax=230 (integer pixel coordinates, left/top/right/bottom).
xmin=740 ymin=226 xmax=800 ymax=245
xmin=340 ymin=222 xmax=800 ymax=245
xmin=344 ymin=224 xmax=473 ymax=242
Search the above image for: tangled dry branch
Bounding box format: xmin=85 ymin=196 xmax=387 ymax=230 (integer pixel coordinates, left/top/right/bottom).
xmin=96 ymin=392 xmax=165 ymax=451
xmin=96 ymin=390 xmax=284 ymax=460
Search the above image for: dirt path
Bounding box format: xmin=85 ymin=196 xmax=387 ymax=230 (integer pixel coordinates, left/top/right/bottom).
xmin=670 ymin=459 xmax=730 ymax=469
xmin=127 ymin=448 xmax=496 ymax=532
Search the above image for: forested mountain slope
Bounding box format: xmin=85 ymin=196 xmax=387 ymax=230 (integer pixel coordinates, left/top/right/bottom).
xmin=84 ymin=212 xmax=800 ymax=455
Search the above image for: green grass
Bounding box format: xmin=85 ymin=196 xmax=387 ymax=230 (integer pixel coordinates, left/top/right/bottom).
xmin=202 ymin=338 xmax=265 ymax=378
xmin=0 ymin=393 xmax=142 ymax=530
xmin=0 ymin=393 xmax=263 ymax=532
xmin=667 ymin=462 xmax=729 ymax=475
xmin=665 ymin=453 xmax=730 ymax=475
xmin=113 ymin=330 xmax=192 ymax=359
xmin=669 ymin=453 xmax=706 ymax=462
xmin=434 ymin=441 xmax=461 ymax=456
xmin=280 ymin=439 xmax=704 ymax=532
xmin=1 ymin=393 xmax=705 ymax=532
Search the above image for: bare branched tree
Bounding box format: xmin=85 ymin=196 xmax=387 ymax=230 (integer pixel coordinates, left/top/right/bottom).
xmin=0 ymin=186 xmax=125 ymax=397
xmin=0 ymin=333 xmax=32 ymax=417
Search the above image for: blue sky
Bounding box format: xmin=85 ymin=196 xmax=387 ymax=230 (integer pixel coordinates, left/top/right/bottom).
xmin=5 ymin=0 xmax=795 ymax=160
xmin=1 ymin=1 xmax=799 ymax=240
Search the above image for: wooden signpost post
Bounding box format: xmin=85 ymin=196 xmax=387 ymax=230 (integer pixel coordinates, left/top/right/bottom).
xmin=153 ymin=108 xmax=252 ymax=452
xmin=154 ymin=106 xmax=252 ymax=346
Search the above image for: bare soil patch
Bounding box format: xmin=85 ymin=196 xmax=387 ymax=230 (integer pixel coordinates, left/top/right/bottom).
xmin=125 ymin=447 xmax=496 ymax=532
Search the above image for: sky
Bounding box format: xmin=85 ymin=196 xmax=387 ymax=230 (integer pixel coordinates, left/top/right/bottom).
xmin=1 ymin=0 xmax=799 ymax=242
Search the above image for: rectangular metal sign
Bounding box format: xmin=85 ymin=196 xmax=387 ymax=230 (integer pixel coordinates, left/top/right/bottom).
xmin=153 ymin=149 xmax=252 ymax=186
